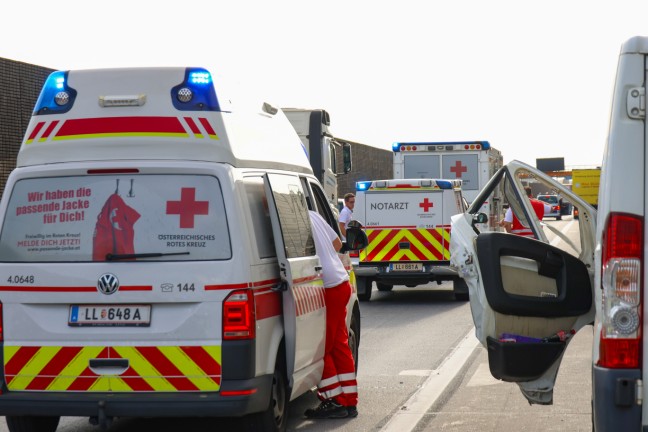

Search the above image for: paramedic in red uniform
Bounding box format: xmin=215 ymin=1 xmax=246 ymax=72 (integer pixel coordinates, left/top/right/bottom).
xmin=305 ymin=210 xmax=358 ymax=419
xmin=500 ymin=186 xmax=550 ymax=238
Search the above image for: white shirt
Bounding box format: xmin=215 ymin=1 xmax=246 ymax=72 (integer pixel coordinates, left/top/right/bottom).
xmin=309 ymin=211 xmax=349 ymax=288
xmin=338 ymin=206 xmax=353 ymax=240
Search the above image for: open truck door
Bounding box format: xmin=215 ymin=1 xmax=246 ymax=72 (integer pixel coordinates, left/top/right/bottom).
xmin=450 ymin=160 xmax=597 ymax=404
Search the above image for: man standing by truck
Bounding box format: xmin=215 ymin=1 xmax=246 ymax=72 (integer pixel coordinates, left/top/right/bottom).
xmin=338 ymin=193 xmax=355 ymax=240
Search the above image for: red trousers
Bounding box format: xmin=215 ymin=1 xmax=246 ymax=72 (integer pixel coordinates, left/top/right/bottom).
xmin=317 ymin=280 xmax=358 ymax=407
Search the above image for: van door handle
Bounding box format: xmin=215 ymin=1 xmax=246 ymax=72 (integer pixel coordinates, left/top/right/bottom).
xmin=315 ymin=266 xmax=323 ymax=272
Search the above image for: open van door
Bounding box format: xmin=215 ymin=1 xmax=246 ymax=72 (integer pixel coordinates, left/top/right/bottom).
xmin=450 ymin=160 xmax=597 ymax=404
xmin=263 ymin=173 xmax=327 ymax=399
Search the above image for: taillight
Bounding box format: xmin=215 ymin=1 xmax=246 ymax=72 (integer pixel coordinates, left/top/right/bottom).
xmin=349 ymin=250 xmax=359 ymax=258
xmin=598 ymin=213 xmax=643 ymax=368
xmin=223 ymin=290 xmax=256 ymax=340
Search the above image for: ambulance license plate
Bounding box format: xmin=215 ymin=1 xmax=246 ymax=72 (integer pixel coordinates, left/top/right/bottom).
xmin=390 ymin=263 xmax=423 ymax=272
xmin=68 ymin=305 xmax=151 ymax=327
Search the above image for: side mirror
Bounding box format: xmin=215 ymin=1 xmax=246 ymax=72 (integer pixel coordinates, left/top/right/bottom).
xmin=342 ymin=220 xmax=368 ymax=252
xmin=342 ymin=142 xmax=352 ymax=174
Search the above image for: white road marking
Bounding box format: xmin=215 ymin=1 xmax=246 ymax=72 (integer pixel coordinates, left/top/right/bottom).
xmin=381 ymin=327 xmax=479 ymax=432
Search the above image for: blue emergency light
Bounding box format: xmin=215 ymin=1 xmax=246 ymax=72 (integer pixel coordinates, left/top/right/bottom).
xmin=436 ymin=180 xmax=453 ymax=189
xmin=171 ymin=67 xmax=221 ymax=111
xmin=356 ymin=181 xmax=372 ymax=191
xmin=33 ymin=71 xmax=77 ymax=115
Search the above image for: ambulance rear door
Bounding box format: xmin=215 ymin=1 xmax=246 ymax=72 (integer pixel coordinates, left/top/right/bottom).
xmin=263 ymin=173 xmax=326 ymax=399
xmin=361 ymin=185 xmax=447 ymax=266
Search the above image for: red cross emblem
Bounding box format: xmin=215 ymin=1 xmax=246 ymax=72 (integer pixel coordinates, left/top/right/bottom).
xmin=450 ymin=160 xmax=468 ymax=178
xmin=166 ymin=187 xmax=209 ymax=228
xmin=419 ymin=198 xmax=434 ymax=212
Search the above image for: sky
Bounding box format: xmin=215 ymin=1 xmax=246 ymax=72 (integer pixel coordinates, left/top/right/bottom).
xmin=3 ymin=1 xmax=648 ymax=168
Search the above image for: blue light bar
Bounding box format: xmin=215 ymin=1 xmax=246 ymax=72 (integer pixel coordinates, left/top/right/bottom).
xmin=436 ymin=180 xmax=453 ymax=189
xmin=392 ymin=142 xmax=401 ymax=152
xmin=171 ymin=67 xmax=221 ymax=111
xmin=33 ymin=71 xmax=77 ymax=115
xmin=356 ymin=181 xmax=372 ymax=191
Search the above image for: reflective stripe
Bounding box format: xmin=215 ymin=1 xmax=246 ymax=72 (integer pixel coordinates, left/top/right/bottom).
xmin=320 ymin=386 xmax=343 ymax=399
xmin=341 ymin=384 xmax=358 ymax=394
xmin=360 ymin=227 xmax=450 ymax=262
xmin=338 ymin=372 xmax=356 ymax=381
xmin=319 ymin=375 xmax=340 ymax=388
xmin=5 ymin=345 xmax=221 ymax=392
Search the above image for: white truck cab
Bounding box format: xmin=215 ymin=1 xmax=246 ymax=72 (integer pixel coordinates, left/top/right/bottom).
xmin=0 ymin=67 xmax=366 ymax=432
xmin=450 ymin=36 xmax=648 ymax=431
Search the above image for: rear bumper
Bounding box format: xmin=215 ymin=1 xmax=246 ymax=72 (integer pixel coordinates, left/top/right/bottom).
xmin=0 ymin=375 xmax=273 ymax=418
xmin=592 ymin=365 xmax=641 ymax=431
xmin=357 ymin=262 xmax=457 ymax=285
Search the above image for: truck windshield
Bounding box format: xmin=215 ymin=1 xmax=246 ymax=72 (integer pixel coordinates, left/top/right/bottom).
xmin=0 ymin=174 xmax=231 ymax=262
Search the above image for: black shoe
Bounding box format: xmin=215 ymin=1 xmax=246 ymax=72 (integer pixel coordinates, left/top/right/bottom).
xmin=347 ymin=406 xmax=358 ymax=418
xmin=304 ymin=400 xmax=349 ymax=419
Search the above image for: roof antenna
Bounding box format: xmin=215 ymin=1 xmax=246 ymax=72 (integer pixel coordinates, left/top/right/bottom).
xmin=115 ymin=179 xmax=120 ymax=195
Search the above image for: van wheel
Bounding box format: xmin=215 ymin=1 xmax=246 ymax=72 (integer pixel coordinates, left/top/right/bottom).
xmin=453 ymin=278 xmax=469 ymax=301
xmin=376 ymin=283 xmax=393 ymax=292
xmin=348 ymin=309 xmax=361 ymax=373
xmin=6 ymin=416 xmax=60 ymax=432
xmin=356 ymin=277 xmax=372 ymax=301
xmin=243 ymin=352 xmax=289 ymax=432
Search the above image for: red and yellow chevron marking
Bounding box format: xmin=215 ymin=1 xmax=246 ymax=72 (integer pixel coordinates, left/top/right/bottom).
xmin=25 ymin=116 xmax=219 ymax=144
xmin=360 ymin=226 xmax=451 ymax=262
xmin=4 ymin=345 xmax=221 ymax=392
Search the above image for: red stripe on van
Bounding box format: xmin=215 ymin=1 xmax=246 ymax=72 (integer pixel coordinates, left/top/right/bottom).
xmin=180 ymin=346 xmax=222 ymax=381
xmin=27 ymin=122 xmax=46 ymax=141
xmin=0 ymin=285 xmax=150 ymax=292
xmin=135 ymin=346 xmax=198 ymax=391
xmin=25 ymin=346 xmax=83 ymax=390
xmin=255 ymin=289 xmax=281 ymax=320
xmin=55 ymin=117 xmax=185 ymax=137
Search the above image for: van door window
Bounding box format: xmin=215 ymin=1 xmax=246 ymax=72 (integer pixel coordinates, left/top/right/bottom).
xmin=243 ymin=176 xmax=276 ymax=259
xmin=0 ymin=174 xmax=231 ymax=262
xmin=266 ymin=174 xmax=315 ymax=258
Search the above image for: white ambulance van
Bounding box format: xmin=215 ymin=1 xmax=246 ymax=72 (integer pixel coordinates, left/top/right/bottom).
xmin=0 ymin=67 xmax=366 ymax=432
xmin=449 ymin=35 xmax=648 ymax=432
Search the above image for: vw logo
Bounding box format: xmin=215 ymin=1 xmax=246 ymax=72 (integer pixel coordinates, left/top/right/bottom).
xmin=97 ymin=273 xmax=119 ymax=295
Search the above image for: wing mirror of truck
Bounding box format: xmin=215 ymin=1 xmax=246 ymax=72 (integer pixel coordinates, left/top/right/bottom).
xmin=342 ymin=142 xmax=352 ymax=174
xmin=341 ymin=220 xmax=368 ymax=252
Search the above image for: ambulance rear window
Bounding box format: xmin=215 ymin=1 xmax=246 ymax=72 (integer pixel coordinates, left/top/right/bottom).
xmin=0 ymin=174 xmax=231 ymax=262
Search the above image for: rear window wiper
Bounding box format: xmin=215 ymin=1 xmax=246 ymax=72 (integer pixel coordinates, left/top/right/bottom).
xmin=105 ymin=252 xmax=190 ymax=261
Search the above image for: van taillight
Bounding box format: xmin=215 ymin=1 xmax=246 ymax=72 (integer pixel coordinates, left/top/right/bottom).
xmin=598 ymin=213 xmax=643 ymax=368
xmin=350 ymin=251 xmax=359 ymax=258
xmin=223 ymin=290 xmax=255 ymax=340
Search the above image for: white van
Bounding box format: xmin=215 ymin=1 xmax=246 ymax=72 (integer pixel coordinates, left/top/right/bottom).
xmin=0 ymin=67 xmax=366 ymax=432
xmin=450 ymin=36 xmax=648 ymax=432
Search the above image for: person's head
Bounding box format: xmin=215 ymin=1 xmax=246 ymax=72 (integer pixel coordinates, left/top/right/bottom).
xmin=344 ymin=193 xmax=355 ymax=210
xmin=524 ymin=186 xmax=533 ymax=198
